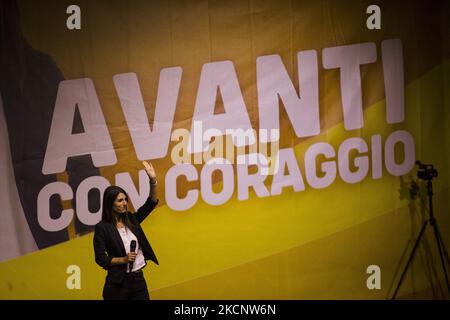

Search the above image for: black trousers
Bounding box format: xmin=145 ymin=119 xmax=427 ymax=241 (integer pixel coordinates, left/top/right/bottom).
xmin=103 ymin=270 xmax=150 ymax=300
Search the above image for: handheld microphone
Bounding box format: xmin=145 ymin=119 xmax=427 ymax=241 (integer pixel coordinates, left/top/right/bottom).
xmin=129 ymin=240 xmax=136 ymax=272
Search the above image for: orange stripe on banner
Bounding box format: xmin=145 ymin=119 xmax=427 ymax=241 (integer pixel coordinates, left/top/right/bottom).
xmin=151 ymin=187 xmax=450 ymax=299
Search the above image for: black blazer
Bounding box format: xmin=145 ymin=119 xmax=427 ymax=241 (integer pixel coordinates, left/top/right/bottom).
xmin=93 ymin=197 xmax=159 ymax=284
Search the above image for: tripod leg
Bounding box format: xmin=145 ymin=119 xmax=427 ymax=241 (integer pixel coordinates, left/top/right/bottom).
xmin=431 ymin=221 xmax=450 ymax=296
xmin=392 ymin=219 xmax=429 ymax=300
xmin=433 ymin=221 xmax=450 ymax=266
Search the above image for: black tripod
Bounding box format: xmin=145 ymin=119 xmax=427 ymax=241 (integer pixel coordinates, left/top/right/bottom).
xmin=392 ymin=162 xmax=450 ymax=299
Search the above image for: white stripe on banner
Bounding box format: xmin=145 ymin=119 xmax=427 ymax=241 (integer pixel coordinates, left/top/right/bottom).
xmin=0 ymin=93 xmax=38 ymax=262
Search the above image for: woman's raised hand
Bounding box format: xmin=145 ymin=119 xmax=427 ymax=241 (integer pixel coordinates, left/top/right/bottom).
xmin=142 ymin=161 xmax=157 ymax=183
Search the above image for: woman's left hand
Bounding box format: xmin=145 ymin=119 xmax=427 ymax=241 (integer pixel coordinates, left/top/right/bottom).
xmin=142 ymin=161 xmax=157 ymax=183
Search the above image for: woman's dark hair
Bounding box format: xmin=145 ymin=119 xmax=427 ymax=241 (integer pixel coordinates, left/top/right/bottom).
xmin=102 ymin=186 xmax=134 ymax=230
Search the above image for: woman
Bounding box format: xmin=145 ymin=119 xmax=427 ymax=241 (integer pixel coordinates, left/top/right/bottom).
xmin=93 ymin=161 xmax=159 ymax=300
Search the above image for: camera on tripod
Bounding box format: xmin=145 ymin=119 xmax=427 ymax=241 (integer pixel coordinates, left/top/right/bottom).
xmin=416 ymin=160 xmax=438 ymax=181
xmin=392 ymin=160 xmax=449 ymax=299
